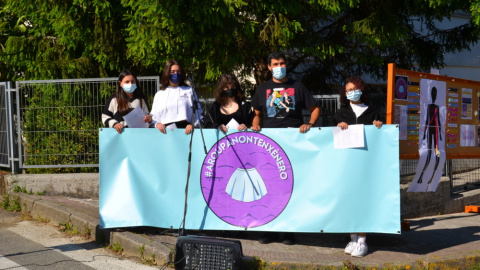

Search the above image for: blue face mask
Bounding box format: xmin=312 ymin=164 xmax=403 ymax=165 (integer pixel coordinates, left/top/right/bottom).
xmin=347 ymin=90 xmax=362 ymax=102
xmin=272 ymin=66 xmax=287 ymax=80
xmin=170 ymin=73 xmax=182 ymax=84
xmin=122 ymin=84 xmax=137 ymax=93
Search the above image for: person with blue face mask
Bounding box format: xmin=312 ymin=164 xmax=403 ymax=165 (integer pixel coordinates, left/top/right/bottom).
xmin=251 ymin=51 xmax=320 ymax=133
xmin=250 ymin=52 xmax=321 ymax=246
xmin=102 ymin=69 xmax=151 ymax=134
xmin=150 ymin=59 xmax=203 ymax=135
xmin=329 ymin=76 xmax=384 ymax=258
xmin=330 ymin=76 xmax=383 ymax=130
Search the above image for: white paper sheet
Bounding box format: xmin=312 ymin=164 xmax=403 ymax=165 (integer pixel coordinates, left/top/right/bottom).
xmin=332 ymin=124 xmax=365 ymax=149
xmin=123 ymin=106 xmax=149 ymax=128
xmin=226 ymin=118 xmax=240 ymax=129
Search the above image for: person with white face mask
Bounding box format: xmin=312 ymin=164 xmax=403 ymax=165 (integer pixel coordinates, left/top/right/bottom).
xmin=329 ymin=76 xmax=384 ymax=258
xmin=250 ymin=52 xmax=321 ymax=246
xmin=102 ymin=69 xmax=151 ymax=134
xmin=330 ymin=76 xmax=383 ymax=130
xmin=251 ymin=51 xmax=320 ymax=134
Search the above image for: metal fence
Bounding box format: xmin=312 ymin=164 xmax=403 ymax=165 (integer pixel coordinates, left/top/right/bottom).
xmin=0 ymin=83 xmax=8 ymax=167
xmin=449 ymin=159 xmax=480 ymax=191
xmin=400 ymin=159 xmax=480 ymax=192
xmin=15 ymin=77 xmax=159 ymax=170
xmin=313 ymin=94 xmax=340 ymax=126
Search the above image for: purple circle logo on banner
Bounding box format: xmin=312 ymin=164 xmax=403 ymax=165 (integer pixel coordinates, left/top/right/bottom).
xmin=200 ymin=132 xmax=294 ymax=228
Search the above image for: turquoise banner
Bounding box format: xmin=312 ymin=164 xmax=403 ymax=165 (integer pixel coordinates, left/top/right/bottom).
xmin=99 ymin=126 xmax=400 ymax=234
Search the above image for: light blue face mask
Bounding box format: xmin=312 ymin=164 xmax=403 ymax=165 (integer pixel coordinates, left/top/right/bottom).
xmin=347 ymin=90 xmax=362 ymax=101
xmin=122 ymin=84 xmax=137 ymax=93
xmin=272 ymin=66 xmax=287 ymax=80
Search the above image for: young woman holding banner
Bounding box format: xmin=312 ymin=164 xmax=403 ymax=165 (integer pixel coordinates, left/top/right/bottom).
xmin=102 ymin=69 xmax=151 ymax=134
xmin=203 ymin=73 xmax=253 ymax=133
xmin=330 ymin=76 xmax=383 ymax=257
xmin=150 ymin=60 xmax=203 ymax=135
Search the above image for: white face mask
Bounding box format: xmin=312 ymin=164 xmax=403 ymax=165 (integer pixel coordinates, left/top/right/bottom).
xmin=272 ymin=66 xmax=286 ymax=80
xmin=122 ymin=84 xmax=137 ymax=93
xmin=347 ymin=90 xmax=362 ymax=101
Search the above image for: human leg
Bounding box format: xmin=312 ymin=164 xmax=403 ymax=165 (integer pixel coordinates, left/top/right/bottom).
xmin=344 ymin=233 xmax=358 ymax=254
xmin=351 ymin=233 xmax=368 ymax=257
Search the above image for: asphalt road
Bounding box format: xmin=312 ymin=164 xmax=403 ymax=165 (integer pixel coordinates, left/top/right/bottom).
xmin=0 ymin=207 xmax=160 ymax=270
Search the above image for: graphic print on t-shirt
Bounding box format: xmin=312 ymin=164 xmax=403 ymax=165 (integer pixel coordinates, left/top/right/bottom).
xmin=266 ymin=88 xmax=296 ymax=118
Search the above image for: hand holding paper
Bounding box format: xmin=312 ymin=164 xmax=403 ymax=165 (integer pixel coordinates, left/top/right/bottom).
xmin=333 ymin=124 xmax=365 ymax=149
xmin=123 ymin=106 xmax=149 ymax=128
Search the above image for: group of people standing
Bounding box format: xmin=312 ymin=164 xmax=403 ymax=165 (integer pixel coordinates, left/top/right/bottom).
xmin=102 ymin=52 xmax=384 ymax=258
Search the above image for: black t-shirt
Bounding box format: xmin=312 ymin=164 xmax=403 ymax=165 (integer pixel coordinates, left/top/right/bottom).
xmin=251 ymin=79 xmax=317 ymax=128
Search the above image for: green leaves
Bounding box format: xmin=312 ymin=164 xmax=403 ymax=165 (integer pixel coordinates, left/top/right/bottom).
xmin=0 ymin=0 xmax=478 ymax=92
xmin=472 ymin=1 xmax=480 ymax=25
xmin=0 ymin=0 xmax=128 ymax=80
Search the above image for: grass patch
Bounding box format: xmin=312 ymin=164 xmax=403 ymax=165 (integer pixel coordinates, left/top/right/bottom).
xmin=142 ymin=254 xmax=156 ymax=266
xmin=13 ymin=185 xmax=45 ymax=196
xmin=36 ymin=214 xmax=50 ymax=223
xmin=243 ymin=257 xmax=268 ymax=270
xmin=138 ymin=244 xmax=145 ymax=257
xmin=58 ymin=220 xmax=82 ymax=236
xmin=110 ymin=242 xmax=123 ymax=254
xmin=1 ymin=194 xmax=21 ymax=212
xmin=82 ymin=225 xmax=92 ymax=238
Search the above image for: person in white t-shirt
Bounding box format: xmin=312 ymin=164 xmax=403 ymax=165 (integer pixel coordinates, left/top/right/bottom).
xmin=151 ymin=60 xmax=203 ymax=135
xmin=330 ymin=76 xmax=384 ymax=257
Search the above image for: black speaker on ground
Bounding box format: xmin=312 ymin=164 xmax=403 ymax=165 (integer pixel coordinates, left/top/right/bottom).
xmin=174 ymin=235 xmax=243 ymax=270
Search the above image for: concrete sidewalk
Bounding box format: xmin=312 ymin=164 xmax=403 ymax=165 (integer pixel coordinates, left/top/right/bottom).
xmin=8 ymin=192 xmax=480 ymax=269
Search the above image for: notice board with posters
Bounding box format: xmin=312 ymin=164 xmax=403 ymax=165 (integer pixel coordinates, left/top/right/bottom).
xmin=386 ymin=63 xmax=480 ymax=159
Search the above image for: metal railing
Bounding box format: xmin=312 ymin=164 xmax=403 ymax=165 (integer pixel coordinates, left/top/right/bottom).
xmin=0 ymin=83 xmax=8 ymax=167
xmin=15 ymin=77 xmax=159 ymax=169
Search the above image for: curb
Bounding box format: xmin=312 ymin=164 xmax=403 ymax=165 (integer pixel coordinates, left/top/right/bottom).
xmin=7 ymin=193 xmax=480 ymax=269
xmin=14 ymin=193 xmax=173 ymax=266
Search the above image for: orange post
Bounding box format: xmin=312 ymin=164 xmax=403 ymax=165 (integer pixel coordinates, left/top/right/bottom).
xmin=401 ymin=221 xmax=410 ymax=231
xmin=386 ymin=63 xmax=395 ymax=124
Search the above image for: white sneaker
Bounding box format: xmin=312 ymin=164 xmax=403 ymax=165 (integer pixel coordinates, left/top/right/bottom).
xmin=344 ymin=241 xmax=357 ymax=254
xmin=351 ymin=242 xmax=368 ymax=257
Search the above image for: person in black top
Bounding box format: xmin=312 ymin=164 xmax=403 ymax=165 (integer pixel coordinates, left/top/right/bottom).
xmin=204 ymin=74 xmax=253 ymax=133
xmin=251 ymin=52 xmax=321 ymax=246
xmin=251 ymin=52 xmax=320 ymax=133
xmin=330 ymin=76 xmax=383 ymax=129
xmin=330 ymin=76 xmax=383 ymax=258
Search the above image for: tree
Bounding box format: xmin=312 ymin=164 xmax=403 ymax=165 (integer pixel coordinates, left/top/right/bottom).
xmin=1 ymin=0 xmax=480 ymax=94
xmin=122 ymin=0 xmax=480 ymax=93
xmin=0 ymin=0 xmax=135 ymax=80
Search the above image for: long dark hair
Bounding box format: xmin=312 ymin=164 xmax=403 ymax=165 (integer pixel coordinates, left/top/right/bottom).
xmin=115 ymin=69 xmax=147 ymax=115
xmin=340 ymin=76 xmax=370 ymax=106
xmin=160 ymin=59 xmax=186 ymax=90
xmin=215 ymin=74 xmax=244 ymax=106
